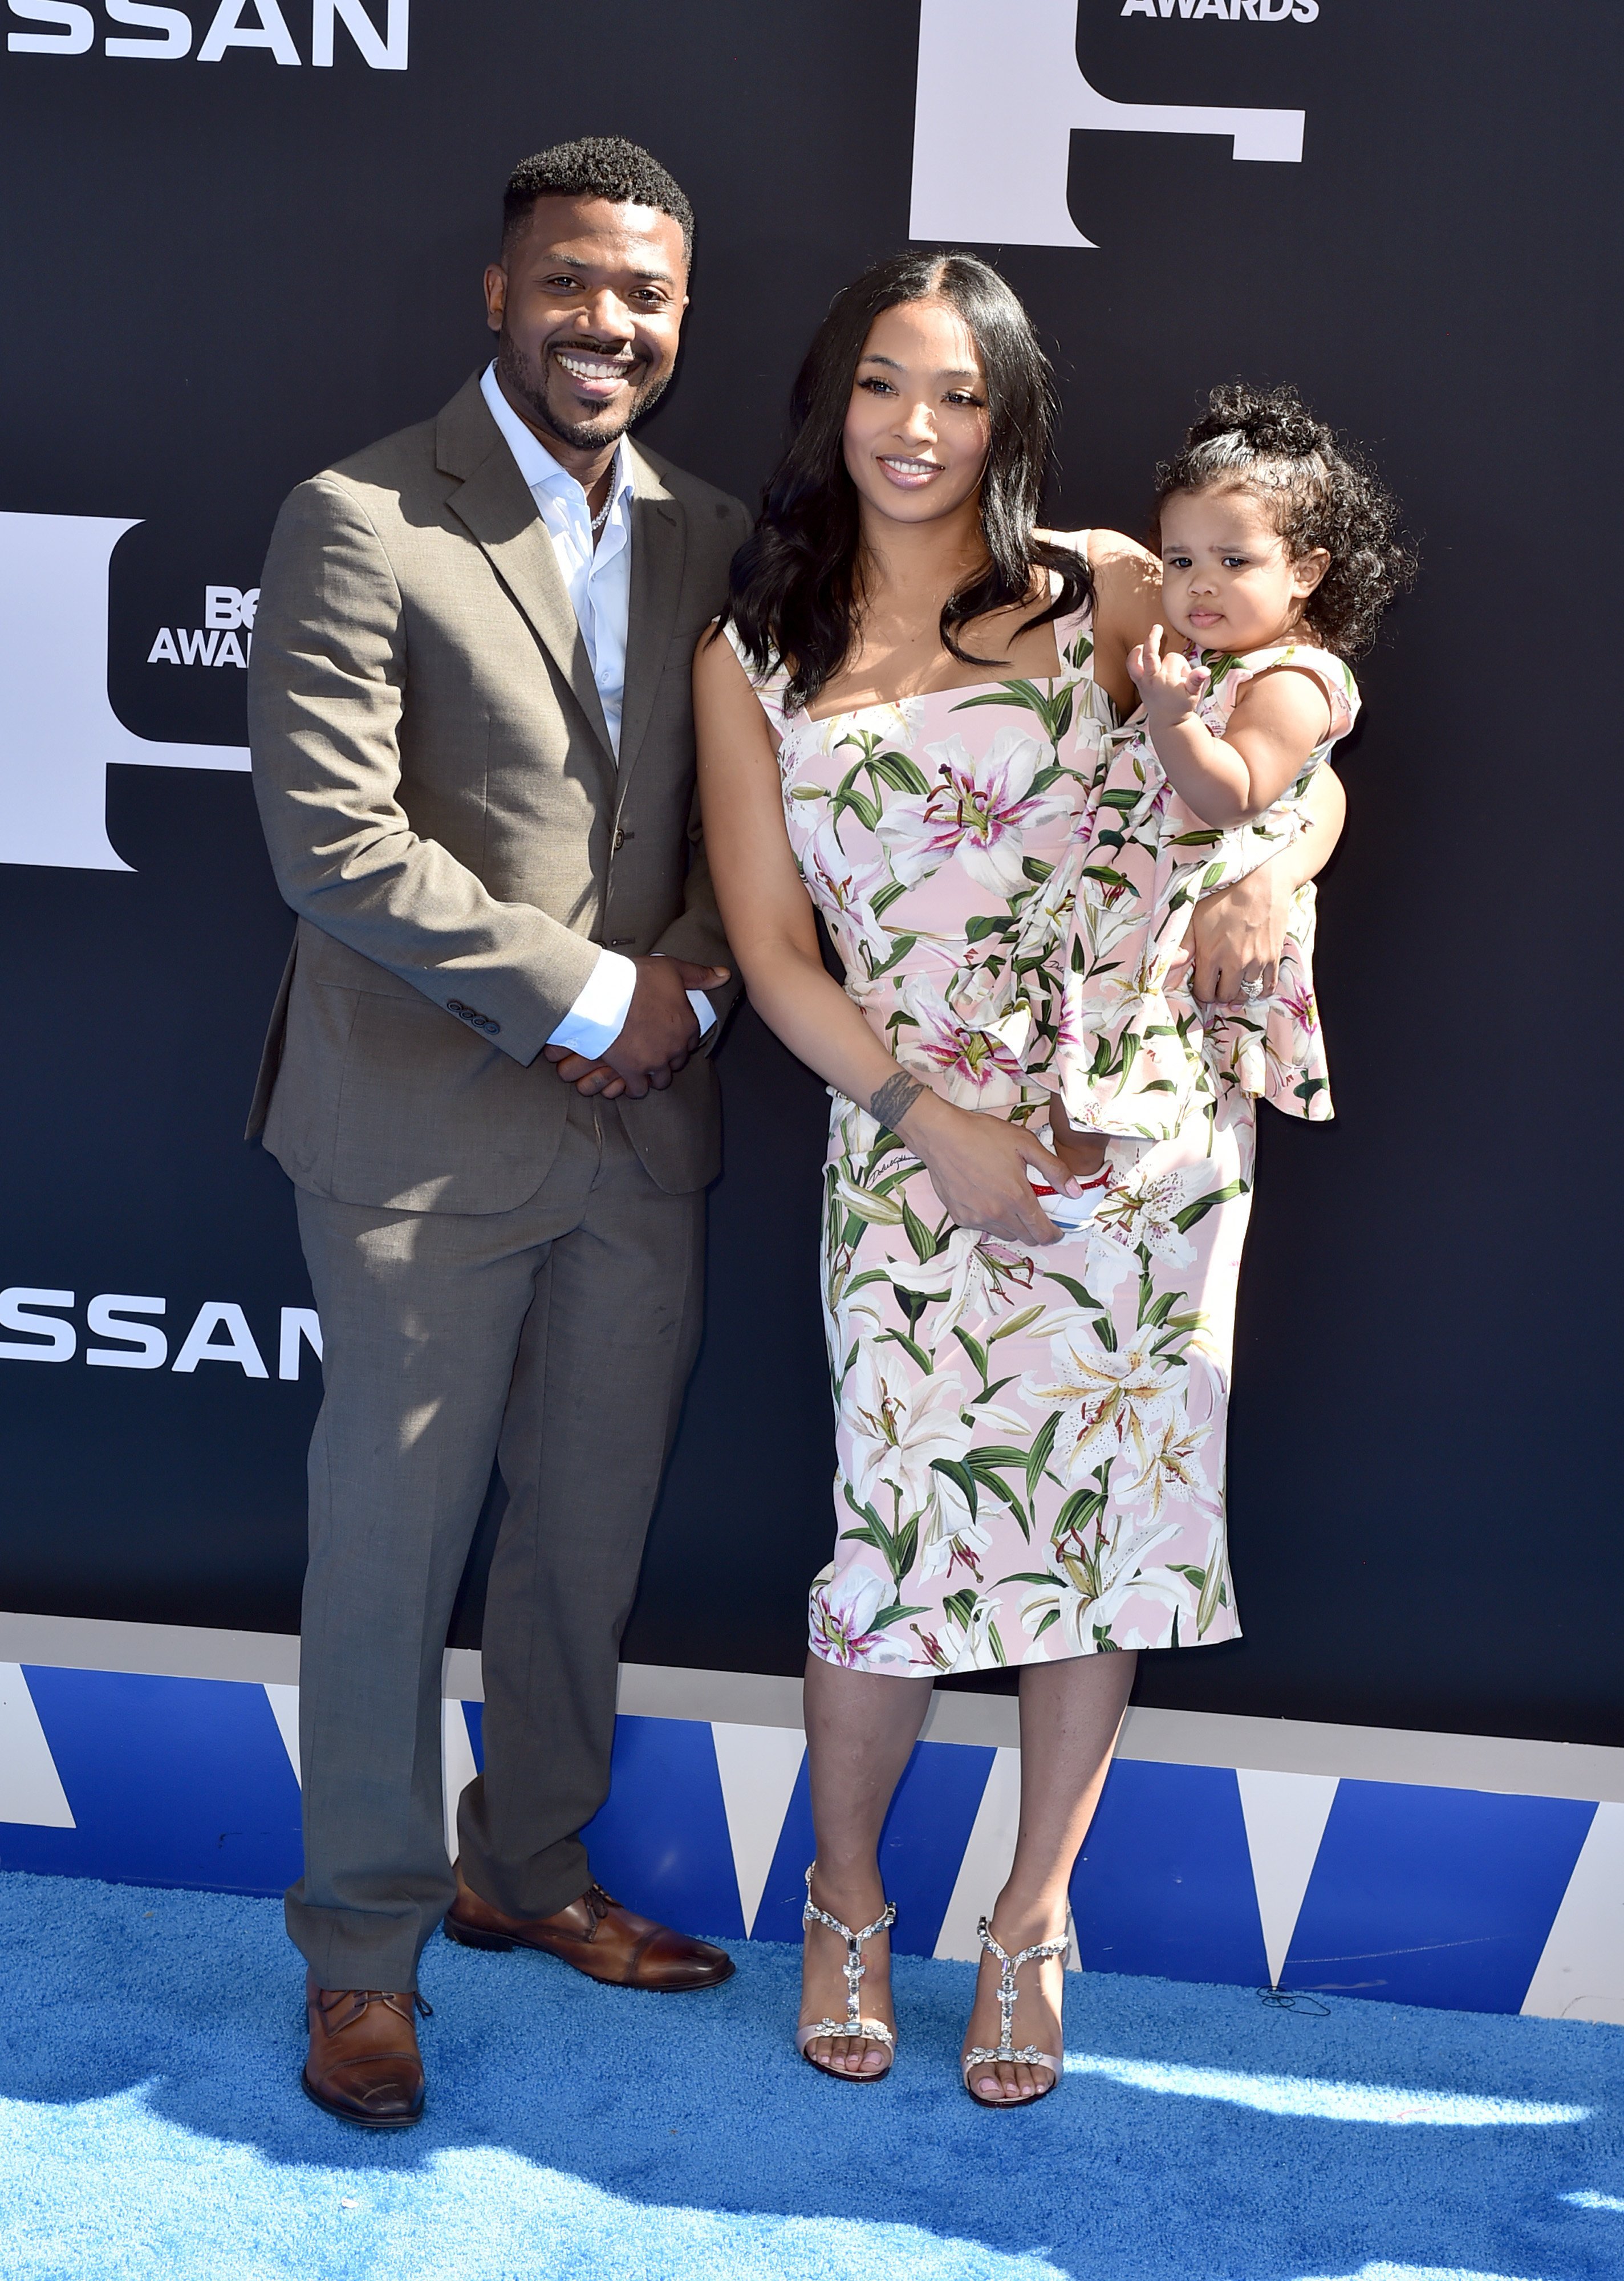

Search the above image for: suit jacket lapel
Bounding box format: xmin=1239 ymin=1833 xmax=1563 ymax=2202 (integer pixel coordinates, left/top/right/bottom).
xmin=436 ymin=378 xmax=615 ymax=778
xmin=616 ymin=446 xmax=687 ymax=792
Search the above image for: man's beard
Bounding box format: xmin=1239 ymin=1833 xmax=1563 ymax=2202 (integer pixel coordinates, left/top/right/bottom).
xmin=496 ymin=328 xmax=671 ymax=452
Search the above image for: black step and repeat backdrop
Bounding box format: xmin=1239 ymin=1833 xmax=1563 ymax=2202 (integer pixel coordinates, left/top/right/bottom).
xmin=1 ymin=1 xmax=1617 ymax=1745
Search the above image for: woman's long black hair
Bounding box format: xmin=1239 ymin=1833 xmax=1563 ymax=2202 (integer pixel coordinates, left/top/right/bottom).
xmin=724 ymin=251 xmax=1091 ymax=715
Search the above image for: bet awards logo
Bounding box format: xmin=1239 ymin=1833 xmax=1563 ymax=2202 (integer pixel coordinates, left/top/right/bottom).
xmin=911 ymin=0 xmax=1310 ymax=247
xmin=147 ymin=584 xmax=259 ymax=671
xmin=1120 ymin=1 xmax=1316 ymax=15
xmin=5 ymin=0 xmax=404 ymax=66
xmin=0 ymin=512 xmax=249 ymax=872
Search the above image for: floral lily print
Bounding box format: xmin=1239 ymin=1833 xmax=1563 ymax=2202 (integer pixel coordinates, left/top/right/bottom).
xmin=1056 ymin=642 xmax=1359 ymax=1137
xmin=724 ymin=551 xmax=1352 ymax=1674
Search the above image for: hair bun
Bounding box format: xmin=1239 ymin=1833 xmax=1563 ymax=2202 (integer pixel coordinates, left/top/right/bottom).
xmin=1193 ymin=381 xmax=1326 ymax=461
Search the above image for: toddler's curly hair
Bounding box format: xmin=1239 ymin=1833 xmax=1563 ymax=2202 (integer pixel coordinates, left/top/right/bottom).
xmin=1155 ymin=382 xmax=1416 ymax=657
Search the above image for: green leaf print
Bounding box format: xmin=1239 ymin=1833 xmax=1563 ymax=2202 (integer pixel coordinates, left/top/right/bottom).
xmin=867 ymin=750 xmax=932 ymax=797
xmin=830 ymin=785 xmax=882 ymax=835
xmin=1041 ymin=1271 xmax=1105 ymax=1311
xmin=879 ymin=1327 xmax=932 ymax=1375
xmin=1025 ymin=1411 xmax=1059 ymax=1501
xmin=949 ymin=676 xmax=1074 ymax=746
xmin=1051 ymin=1484 xmax=1107 ymax=1545
xmin=900 ymin=1196 xmax=938 ymax=1264
xmin=874 ymin=1602 xmax=931 ymax=1630
xmin=866 ymin=932 xmax=919 ymax=980
xmin=952 ymin=1325 xmax=989 ymax=1381
xmin=1172 ymin=1179 xmax=1246 ymax=1233
xmin=929 ymin=1456 xmax=980 ymax=1519
xmin=1031 ymin=1608 xmax=1062 ymax=1642
xmin=1197 ymin=1558 xmax=1227 ymax=1639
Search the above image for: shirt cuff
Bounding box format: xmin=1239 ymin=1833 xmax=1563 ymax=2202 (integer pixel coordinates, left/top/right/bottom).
xmin=545 ymin=949 xmax=718 ymax=1061
xmin=547 ymin=949 xmax=637 ymax=1060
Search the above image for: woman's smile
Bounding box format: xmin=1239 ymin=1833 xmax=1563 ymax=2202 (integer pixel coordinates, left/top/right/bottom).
xmin=876 ymin=453 xmax=944 ymax=487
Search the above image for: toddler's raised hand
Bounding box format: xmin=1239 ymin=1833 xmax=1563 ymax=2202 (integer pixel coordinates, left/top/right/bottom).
xmin=1127 ymin=624 xmax=1205 ymax=721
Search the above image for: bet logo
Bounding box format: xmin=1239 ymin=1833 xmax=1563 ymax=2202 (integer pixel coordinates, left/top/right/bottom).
xmin=0 ymin=511 xmax=249 ymax=872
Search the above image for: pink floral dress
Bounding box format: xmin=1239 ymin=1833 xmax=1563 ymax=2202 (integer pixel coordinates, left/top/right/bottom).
xmin=1056 ymin=640 xmax=1359 ymax=1139
xmin=726 ymin=558 xmax=1352 ymax=1673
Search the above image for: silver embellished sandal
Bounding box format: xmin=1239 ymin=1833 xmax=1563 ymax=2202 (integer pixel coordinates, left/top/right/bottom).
xmin=961 ymin=1916 xmax=1067 ymax=2108
xmin=795 ymin=1864 xmax=897 ymax=2083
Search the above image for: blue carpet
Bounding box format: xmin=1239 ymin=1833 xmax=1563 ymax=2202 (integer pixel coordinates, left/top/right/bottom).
xmin=0 ymin=1873 xmax=1619 ymax=2280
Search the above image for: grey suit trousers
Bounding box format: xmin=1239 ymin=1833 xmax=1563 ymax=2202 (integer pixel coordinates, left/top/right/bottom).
xmin=284 ymin=1089 xmax=704 ymax=1991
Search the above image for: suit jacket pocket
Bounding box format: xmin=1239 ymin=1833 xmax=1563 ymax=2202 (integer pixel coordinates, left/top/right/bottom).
xmin=324 ymin=983 xmax=569 ymax=1214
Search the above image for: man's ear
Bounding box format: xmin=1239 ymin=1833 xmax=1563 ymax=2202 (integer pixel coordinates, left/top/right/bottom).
xmin=483 ymin=262 xmax=508 ymax=334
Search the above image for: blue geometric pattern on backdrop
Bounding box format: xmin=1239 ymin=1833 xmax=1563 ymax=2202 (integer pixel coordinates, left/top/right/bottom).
xmin=579 ymin=1714 xmax=745 ymax=1941
xmin=748 ymin=1748 xmax=818 ymax=1945
xmin=0 ymin=1667 xmax=301 ymax=1894
xmin=0 ymin=1663 xmax=1610 ymax=2020
xmin=750 ymin=1739 xmax=994 ymax=1952
xmin=1281 ymin=1777 xmax=1597 ymax=2012
xmin=1071 ymin=1757 xmax=1270 ymax=1987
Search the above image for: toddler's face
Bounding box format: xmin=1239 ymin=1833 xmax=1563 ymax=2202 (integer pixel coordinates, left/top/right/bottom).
xmin=1158 ymin=485 xmax=1327 ymax=654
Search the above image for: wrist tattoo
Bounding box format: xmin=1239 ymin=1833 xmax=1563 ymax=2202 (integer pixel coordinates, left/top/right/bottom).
xmin=870 ymin=1071 xmax=926 ymax=1134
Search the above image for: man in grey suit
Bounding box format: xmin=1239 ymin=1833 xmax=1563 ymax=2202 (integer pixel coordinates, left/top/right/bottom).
xmin=247 ymin=137 xmax=748 ymax=2128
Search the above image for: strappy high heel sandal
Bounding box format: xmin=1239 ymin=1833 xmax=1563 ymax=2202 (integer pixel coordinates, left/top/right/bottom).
xmin=795 ymin=1864 xmax=897 ymax=2084
xmin=961 ymin=1915 xmax=1067 ymax=2108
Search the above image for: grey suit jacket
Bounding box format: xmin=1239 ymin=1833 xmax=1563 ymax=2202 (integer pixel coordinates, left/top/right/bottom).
xmin=246 ymin=374 xmax=750 ymax=1212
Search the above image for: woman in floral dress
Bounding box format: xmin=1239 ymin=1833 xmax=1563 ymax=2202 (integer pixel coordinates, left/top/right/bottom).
xmin=695 ymin=255 xmax=1346 ymax=2103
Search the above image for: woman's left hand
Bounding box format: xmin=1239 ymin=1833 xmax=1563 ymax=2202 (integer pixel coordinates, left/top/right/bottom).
xmin=1179 ymin=864 xmax=1297 ymax=1006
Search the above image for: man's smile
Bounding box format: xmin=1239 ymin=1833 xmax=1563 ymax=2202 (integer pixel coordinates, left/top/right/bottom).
xmin=553 ymin=346 xmax=642 ymax=397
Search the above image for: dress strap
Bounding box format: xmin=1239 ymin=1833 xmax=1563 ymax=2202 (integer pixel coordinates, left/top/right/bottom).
xmin=1044 ymin=528 xmax=1094 ymax=664
xmin=718 ymin=619 xmax=794 ymax=742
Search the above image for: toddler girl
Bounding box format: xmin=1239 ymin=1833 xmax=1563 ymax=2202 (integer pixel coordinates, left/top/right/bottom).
xmin=1047 ymin=381 xmax=1413 ymax=1179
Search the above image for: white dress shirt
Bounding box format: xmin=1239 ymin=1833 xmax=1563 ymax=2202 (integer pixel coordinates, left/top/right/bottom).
xmin=480 ymin=363 xmax=713 ymax=1059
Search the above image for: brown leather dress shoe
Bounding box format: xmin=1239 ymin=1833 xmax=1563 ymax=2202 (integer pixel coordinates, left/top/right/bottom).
xmin=442 ymin=1864 xmax=734 ymax=1991
xmin=302 ymin=1972 xmax=429 ymax=2129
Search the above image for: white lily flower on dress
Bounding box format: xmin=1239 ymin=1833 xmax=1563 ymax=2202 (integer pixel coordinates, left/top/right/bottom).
xmin=845 ymin=1354 xmax=972 ymax=1513
xmin=876 ymin=728 xmax=1064 ymax=895
xmin=1093 ymin=1164 xmax=1207 ymax=1266
xmin=803 ymin=696 xmax=928 ymax=758
xmin=1019 ymin=1509 xmax=1183 ymax=1653
xmin=1020 ymin=1328 xmax=1180 ymax=1482
xmin=803 ymin=820 xmax=895 ymax=965
xmin=898 ymin=976 xmax=1029 ymax=1109
xmin=1012 ymin=846 xmax=1081 ymax=965
xmin=1115 ymin=1413 xmax=1218 ymax=1520
xmin=808 ymin=1561 xmax=914 ymax=1669
xmin=916 ymin=1463 xmax=994 ymax=1583
xmin=887 ymin=1227 xmax=1038 ymax=1338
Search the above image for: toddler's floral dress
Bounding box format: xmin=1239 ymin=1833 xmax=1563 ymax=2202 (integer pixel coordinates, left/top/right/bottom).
xmin=725 ymin=578 xmax=1357 ymax=1675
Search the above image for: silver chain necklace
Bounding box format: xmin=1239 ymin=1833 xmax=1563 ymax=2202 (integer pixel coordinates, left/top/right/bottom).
xmin=588 ymin=469 xmax=617 ymax=537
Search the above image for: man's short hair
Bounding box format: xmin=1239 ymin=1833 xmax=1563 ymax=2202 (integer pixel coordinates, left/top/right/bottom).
xmin=502 ymin=136 xmax=695 ymax=265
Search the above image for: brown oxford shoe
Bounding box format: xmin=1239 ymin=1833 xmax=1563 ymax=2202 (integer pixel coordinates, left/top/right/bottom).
xmin=442 ymin=1862 xmax=734 ymax=1992
xmin=302 ymin=1972 xmax=429 ymax=2129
